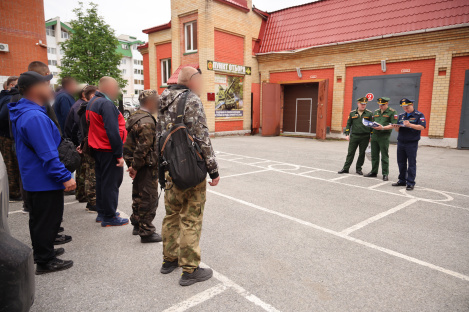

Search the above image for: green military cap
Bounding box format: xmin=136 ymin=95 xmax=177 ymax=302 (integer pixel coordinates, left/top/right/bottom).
xmin=356 ymin=97 xmax=368 ymax=104
xmin=399 ymin=98 xmax=414 ymax=106
xmin=377 ymin=97 xmax=390 ymax=105
xmin=138 ymin=89 xmax=158 ymax=104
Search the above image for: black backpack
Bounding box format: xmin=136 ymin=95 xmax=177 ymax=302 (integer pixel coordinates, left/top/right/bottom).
xmin=158 ymin=91 xmax=207 ymax=190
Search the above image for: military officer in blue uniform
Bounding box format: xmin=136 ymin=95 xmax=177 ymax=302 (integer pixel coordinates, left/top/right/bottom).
xmin=391 ymin=98 xmax=426 ymax=190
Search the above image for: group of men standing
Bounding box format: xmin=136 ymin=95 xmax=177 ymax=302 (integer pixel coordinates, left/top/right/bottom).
xmin=338 ymin=96 xmax=427 ymax=190
xmin=1 ymin=63 xmax=220 ymax=287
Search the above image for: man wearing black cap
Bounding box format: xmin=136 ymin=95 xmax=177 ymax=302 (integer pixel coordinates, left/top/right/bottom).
xmin=391 ymin=98 xmax=426 ymax=190
xmin=8 ymin=71 xmax=76 ymax=274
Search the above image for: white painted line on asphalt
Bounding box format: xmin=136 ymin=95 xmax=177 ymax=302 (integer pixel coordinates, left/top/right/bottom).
xmin=368 ymin=181 xmax=390 ymax=189
xmin=245 ymin=160 xmax=271 ymax=165
xmin=210 ymin=268 xmax=281 ymax=312
xmin=223 ymin=169 xmax=270 ymax=179
xmin=161 ymin=283 xmax=228 ymax=312
xmin=298 ymin=169 xmax=319 ymax=175
xmin=219 ymin=151 xmax=469 ymax=202
xmin=8 ymin=209 xmax=25 ymax=215
xmin=329 ymin=175 xmax=351 ymax=181
xmin=64 ymin=200 xmax=79 ymax=206
xmin=208 ymin=190 xmax=469 ymax=282
xmin=218 ymin=152 xmax=469 ymax=212
xmin=340 ymin=198 xmax=419 ymax=236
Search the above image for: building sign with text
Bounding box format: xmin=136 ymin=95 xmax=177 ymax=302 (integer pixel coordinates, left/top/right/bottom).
xmin=207 ymin=60 xmax=251 ymax=75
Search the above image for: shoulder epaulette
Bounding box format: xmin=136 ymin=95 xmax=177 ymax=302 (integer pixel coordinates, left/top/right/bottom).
xmin=366 ymin=109 xmax=372 ymax=113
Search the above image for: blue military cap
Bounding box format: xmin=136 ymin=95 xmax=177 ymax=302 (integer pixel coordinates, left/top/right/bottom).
xmin=399 ymin=98 xmax=414 ymax=106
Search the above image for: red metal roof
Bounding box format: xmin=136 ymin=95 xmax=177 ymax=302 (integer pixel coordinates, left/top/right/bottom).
xmin=167 ymin=64 xmax=199 ymax=85
xmin=142 ymin=21 xmax=171 ymax=34
xmin=137 ymin=42 xmax=148 ymax=50
xmin=259 ymin=0 xmax=469 ymax=53
xmin=214 ymin=0 xmax=249 ymax=12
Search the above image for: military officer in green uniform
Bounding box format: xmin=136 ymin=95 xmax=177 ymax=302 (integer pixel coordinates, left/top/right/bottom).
xmin=364 ymin=97 xmax=398 ymax=181
xmin=338 ymin=97 xmax=373 ymax=175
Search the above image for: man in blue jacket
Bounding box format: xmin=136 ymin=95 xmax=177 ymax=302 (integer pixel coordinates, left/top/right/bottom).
xmin=53 ymin=76 xmax=77 ymax=131
xmin=9 ymin=71 xmax=76 ymax=275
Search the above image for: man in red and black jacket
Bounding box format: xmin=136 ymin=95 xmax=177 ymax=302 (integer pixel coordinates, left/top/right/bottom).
xmin=86 ymin=77 xmax=129 ymax=227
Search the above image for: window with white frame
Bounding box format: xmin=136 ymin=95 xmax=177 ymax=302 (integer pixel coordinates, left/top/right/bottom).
xmin=161 ymin=58 xmax=171 ymax=86
xmin=48 ymin=60 xmax=57 ymax=66
xmin=61 ymin=31 xmax=69 ymax=39
xmin=46 ymin=26 xmax=55 ymax=36
xmin=47 ymin=47 xmax=57 ymax=54
xmin=122 ymin=44 xmax=128 ymax=50
xmin=59 ymin=48 xmax=65 ymax=55
xmin=121 ymin=59 xmax=126 ymax=65
xmin=122 ymin=69 xmax=127 ymax=74
xmin=184 ymin=21 xmax=198 ymax=53
xmin=134 ymin=60 xmax=138 ymax=65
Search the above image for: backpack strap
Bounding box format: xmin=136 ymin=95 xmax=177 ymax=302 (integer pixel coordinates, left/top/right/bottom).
xmin=176 ymin=91 xmax=189 ymax=124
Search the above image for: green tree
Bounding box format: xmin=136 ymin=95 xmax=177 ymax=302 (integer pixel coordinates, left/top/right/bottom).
xmin=59 ymin=2 xmax=126 ymax=88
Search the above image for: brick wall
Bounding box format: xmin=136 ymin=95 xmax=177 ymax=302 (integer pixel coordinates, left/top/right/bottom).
xmin=269 ymin=68 xmax=335 ymax=129
xmin=142 ymin=52 xmax=150 ymax=89
xmin=179 ymin=13 xmax=198 ymax=65
xmin=0 ymin=0 xmax=48 ymax=77
xmin=445 ymin=55 xmax=469 ymax=138
xmin=156 ymin=42 xmax=172 ymax=94
xmin=344 ymin=59 xmax=436 ymax=137
xmin=215 ymin=120 xmax=244 ymax=132
xmin=214 ymin=30 xmax=244 ymax=65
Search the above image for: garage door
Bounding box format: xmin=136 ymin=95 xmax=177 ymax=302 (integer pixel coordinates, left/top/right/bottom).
xmin=352 ymin=73 xmax=422 ymax=142
xmin=283 ymin=83 xmax=318 ymax=134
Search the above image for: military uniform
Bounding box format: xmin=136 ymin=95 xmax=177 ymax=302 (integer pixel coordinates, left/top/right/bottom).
xmin=368 ymin=97 xmax=398 ymax=178
xmin=340 ymin=97 xmax=373 ymax=174
xmin=0 ymin=136 xmax=22 ymax=199
xmin=82 ymin=152 xmax=96 ymax=206
xmin=75 ymin=164 xmax=86 ymax=202
xmin=124 ymin=105 xmax=159 ymax=238
xmin=394 ymin=98 xmax=426 ymax=189
xmin=157 ymin=84 xmax=219 ymax=273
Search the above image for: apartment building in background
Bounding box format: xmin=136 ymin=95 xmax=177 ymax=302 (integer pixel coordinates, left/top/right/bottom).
xmin=45 ymin=18 xmax=144 ymax=102
xmin=117 ymin=34 xmax=145 ymax=104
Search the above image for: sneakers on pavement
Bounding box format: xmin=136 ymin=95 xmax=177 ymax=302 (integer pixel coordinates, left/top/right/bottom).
xmin=160 ymin=260 xmax=179 ymax=274
xmin=36 ymin=258 xmax=73 ymax=275
xmin=179 ymin=267 xmax=213 ymax=286
xmin=96 ymin=212 xmax=120 ymax=223
xmin=34 ymin=248 xmax=65 ymax=264
xmin=86 ymin=203 xmax=98 ymax=213
xmin=101 ymin=216 xmax=129 ymax=227
xmin=54 ymin=234 xmax=72 ymax=245
xmin=141 ymin=233 xmax=162 ymax=243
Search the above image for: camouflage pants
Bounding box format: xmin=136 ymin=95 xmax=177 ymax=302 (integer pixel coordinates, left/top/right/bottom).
xmin=0 ymin=136 xmax=21 ymax=198
xmin=75 ymin=160 xmax=86 ymax=202
xmin=83 ymin=153 xmax=96 ymax=206
xmin=162 ymin=176 xmax=206 ymax=273
xmin=130 ymin=166 xmax=158 ymax=237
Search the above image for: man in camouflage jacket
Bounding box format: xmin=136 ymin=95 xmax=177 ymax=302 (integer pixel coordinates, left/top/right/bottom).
xmin=123 ymin=90 xmax=161 ymax=243
xmin=156 ymin=67 xmax=220 ymax=286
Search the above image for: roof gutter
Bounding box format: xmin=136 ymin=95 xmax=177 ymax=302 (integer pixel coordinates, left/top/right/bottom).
xmin=256 ymin=23 xmax=469 ymax=56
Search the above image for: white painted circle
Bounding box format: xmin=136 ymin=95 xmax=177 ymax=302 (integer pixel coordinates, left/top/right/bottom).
xmin=399 ymin=188 xmax=454 ymax=202
xmin=267 ymin=163 xmax=300 ymax=171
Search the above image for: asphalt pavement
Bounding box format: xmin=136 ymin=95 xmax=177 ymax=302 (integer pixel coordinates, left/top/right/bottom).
xmin=7 ymin=135 xmax=469 ymax=312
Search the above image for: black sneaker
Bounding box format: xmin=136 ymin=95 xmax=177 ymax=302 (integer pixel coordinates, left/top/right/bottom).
xmin=132 ymin=225 xmax=139 ymax=236
xmin=86 ymin=203 xmax=97 ymax=213
xmin=338 ymin=169 xmax=349 ymax=174
xmin=179 ymin=267 xmax=213 ymax=286
xmin=406 ymin=185 xmax=414 ymax=191
xmin=392 ymin=181 xmax=406 ymax=187
xmin=54 ymin=234 xmax=72 ymax=245
xmin=141 ymin=233 xmax=162 ymax=243
xmin=160 ymin=260 xmax=179 ymax=274
xmin=364 ymin=172 xmax=377 ymax=177
xmin=34 ymin=248 xmax=65 ymax=264
xmin=36 ymin=258 xmax=73 ymax=275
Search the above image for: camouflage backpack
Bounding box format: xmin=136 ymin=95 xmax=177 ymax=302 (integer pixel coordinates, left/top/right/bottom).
xmin=158 ymin=91 xmax=207 ymax=190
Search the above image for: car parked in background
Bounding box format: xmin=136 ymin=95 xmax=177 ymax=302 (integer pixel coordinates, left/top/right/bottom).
xmin=123 ymin=102 xmax=139 ymax=119
xmin=0 ymin=152 xmax=35 ymax=312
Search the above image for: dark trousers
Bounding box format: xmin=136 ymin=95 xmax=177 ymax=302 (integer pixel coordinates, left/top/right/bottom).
xmin=25 ymin=189 xmax=64 ymax=264
xmin=94 ymin=151 xmax=123 ymax=221
xmin=343 ymin=133 xmax=370 ymax=171
xmin=397 ymin=141 xmax=419 ymax=186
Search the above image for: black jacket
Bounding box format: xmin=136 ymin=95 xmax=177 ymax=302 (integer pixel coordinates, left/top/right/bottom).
xmin=0 ymin=88 xmax=19 ymax=137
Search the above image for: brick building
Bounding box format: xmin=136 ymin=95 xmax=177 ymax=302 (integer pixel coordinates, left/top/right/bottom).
xmin=140 ymin=0 xmax=469 ymax=148
xmin=0 ymin=0 xmax=48 ymax=84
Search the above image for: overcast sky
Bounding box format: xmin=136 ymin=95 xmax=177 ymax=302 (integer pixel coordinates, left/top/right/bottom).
xmin=44 ymin=0 xmax=314 ymax=41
